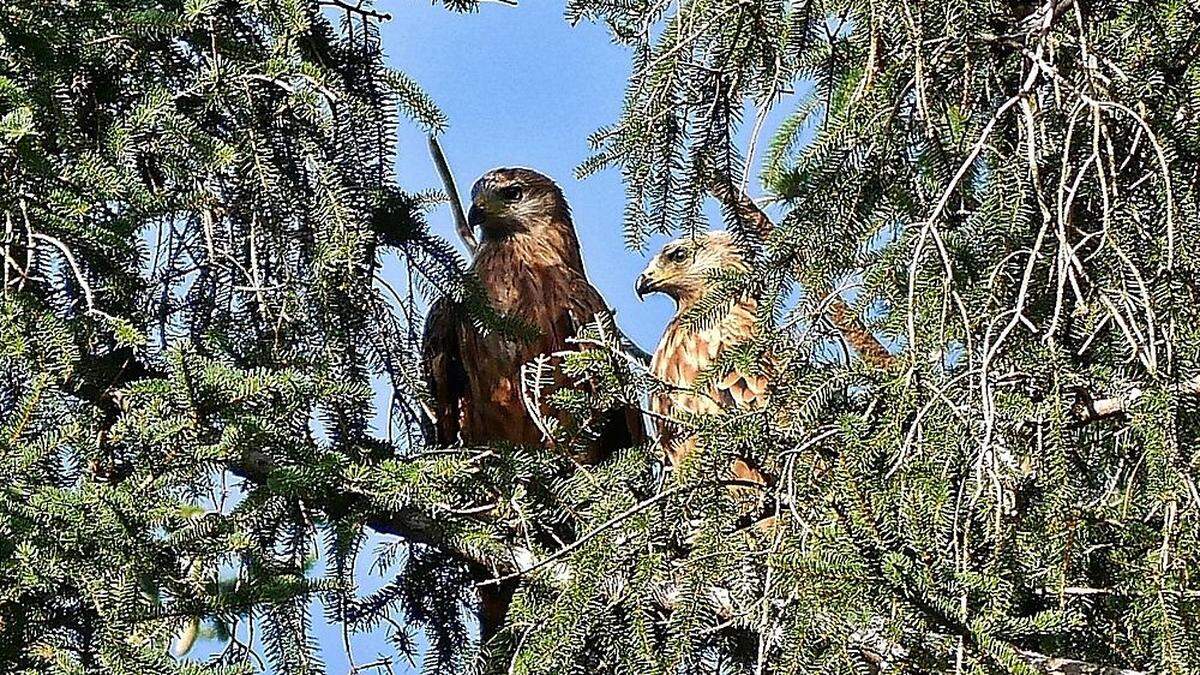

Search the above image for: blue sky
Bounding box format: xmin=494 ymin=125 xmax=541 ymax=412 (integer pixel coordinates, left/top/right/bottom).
xmin=193 ymin=2 xmax=807 ymax=670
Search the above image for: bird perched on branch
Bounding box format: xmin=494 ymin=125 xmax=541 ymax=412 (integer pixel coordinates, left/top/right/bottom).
xmin=422 ymin=167 xmax=646 ymax=640
xmin=424 ymin=167 xmax=645 ymax=457
xmin=636 ymin=230 xmax=772 ymax=488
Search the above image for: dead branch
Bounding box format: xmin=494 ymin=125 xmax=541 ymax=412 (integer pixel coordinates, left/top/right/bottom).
xmin=829 ymin=297 xmax=894 ymax=368
xmin=428 ymin=135 xmax=478 ymax=255
xmin=1019 ymin=650 xmax=1146 ymax=675
xmin=317 ymin=0 xmax=392 ymax=21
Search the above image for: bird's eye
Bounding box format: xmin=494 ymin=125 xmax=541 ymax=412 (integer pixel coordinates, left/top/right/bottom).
xmin=498 ymin=185 xmax=524 ymax=203
xmin=667 ymin=248 xmax=690 ymax=264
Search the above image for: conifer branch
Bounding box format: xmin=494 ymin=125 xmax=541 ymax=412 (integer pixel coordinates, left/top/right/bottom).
xmin=477 ymin=486 xmax=679 ymax=588
xmin=705 ymin=171 xmax=896 ymax=365
xmin=54 ymin=345 xmax=516 ymax=585
xmin=7 ymin=0 xmax=1200 ymax=670
xmin=1018 ymin=651 xmax=1145 ymax=675
xmin=28 ymin=232 xmax=115 ymax=321
xmin=704 ymin=174 xmax=1200 ymax=427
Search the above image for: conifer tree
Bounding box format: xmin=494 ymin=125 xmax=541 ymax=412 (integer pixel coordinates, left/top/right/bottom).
xmin=0 ymin=1 xmax=477 ymax=672
xmin=2 ymin=1 xmax=1199 ymax=674
xmin=562 ymin=0 xmax=1200 ymax=672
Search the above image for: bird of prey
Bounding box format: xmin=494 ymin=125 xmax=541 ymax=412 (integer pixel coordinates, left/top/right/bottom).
xmin=635 ymin=230 xmax=771 ymax=487
xmin=422 ymin=167 xmax=646 ymax=639
xmin=636 ymin=226 xmax=892 ymax=489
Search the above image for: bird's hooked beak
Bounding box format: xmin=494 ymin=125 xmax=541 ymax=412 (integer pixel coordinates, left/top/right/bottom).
xmin=635 ymin=271 xmax=659 ymax=301
xmin=469 ymin=191 xmax=511 ymax=236
xmin=467 ymin=202 xmax=487 ymax=230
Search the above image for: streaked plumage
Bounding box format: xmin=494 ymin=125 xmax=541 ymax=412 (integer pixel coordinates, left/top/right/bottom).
xmin=422 ymin=167 xmax=645 ymax=640
xmin=636 ymin=231 xmax=769 ymax=485
xmin=638 ymin=226 xmax=892 ymax=493
xmin=424 ymin=168 xmax=644 ymax=459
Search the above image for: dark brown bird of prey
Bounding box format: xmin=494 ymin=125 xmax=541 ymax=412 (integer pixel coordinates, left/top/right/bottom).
xmin=422 ymin=167 xmax=646 ymax=640
xmin=635 ymin=230 xmax=770 ymax=487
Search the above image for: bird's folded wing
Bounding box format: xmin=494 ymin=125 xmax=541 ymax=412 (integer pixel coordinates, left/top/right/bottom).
xmin=422 ymin=297 xmax=469 ymax=446
xmin=709 ymin=300 xmax=771 ymax=410
xmin=562 ymin=275 xmax=648 ymax=449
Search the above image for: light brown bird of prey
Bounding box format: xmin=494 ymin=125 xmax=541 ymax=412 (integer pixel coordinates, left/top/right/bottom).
xmin=635 ymin=230 xmax=771 ymax=487
xmin=636 ymin=227 xmax=891 ymax=489
xmin=422 ymin=167 xmax=646 ymax=640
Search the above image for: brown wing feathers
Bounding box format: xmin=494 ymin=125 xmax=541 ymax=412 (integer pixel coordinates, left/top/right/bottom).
xmin=422 ymin=298 xmax=467 ymax=446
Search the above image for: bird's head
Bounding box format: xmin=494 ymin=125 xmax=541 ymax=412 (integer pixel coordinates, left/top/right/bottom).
xmin=636 ymin=231 xmax=747 ymax=310
xmin=468 ymin=167 xmax=571 ymax=238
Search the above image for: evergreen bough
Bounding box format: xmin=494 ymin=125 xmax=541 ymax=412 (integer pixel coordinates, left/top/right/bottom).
xmin=1 ymin=0 xmax=1198 ymax=673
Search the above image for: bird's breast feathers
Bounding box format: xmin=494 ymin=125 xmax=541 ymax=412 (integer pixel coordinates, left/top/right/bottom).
xmin=459 ymin=236 xmax=602 ymax=413
xmin=473 ymin=238 xmax=579 ymax=314
xmin=650 ymin=299 xmax=764 ymax=417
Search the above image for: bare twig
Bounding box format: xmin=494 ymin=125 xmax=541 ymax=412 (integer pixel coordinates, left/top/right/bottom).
xmin=241 ymin=73 xmax=338 ymax=108
xmin=1039 ymin=585 xmax=1200 ymax=598
xmin=519 ymin=355 xmax=560 ymax=444
xmin=29 ymin=232 xmax=116 ymax=321
xmin=428 ymin=135 xmax=478 ymax=255
xmin=318 ymin=0 xmax=392 ymax=21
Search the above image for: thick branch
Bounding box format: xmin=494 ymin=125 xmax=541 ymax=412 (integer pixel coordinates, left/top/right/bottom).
xmin=829 ymin=297 xmax=894 ymax=368
xmin=1019 ymin=650 xmax=1145 ymax=675
xmin=705 ymin=173 xmax=774 ymax=241
xmin=226 ymin=450 xmax=508 ymax=577
xmin=1072 ymin=376 xmax=1200 ymax=424
xmin=658 ymin=579 xmax=1144 ymax=674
